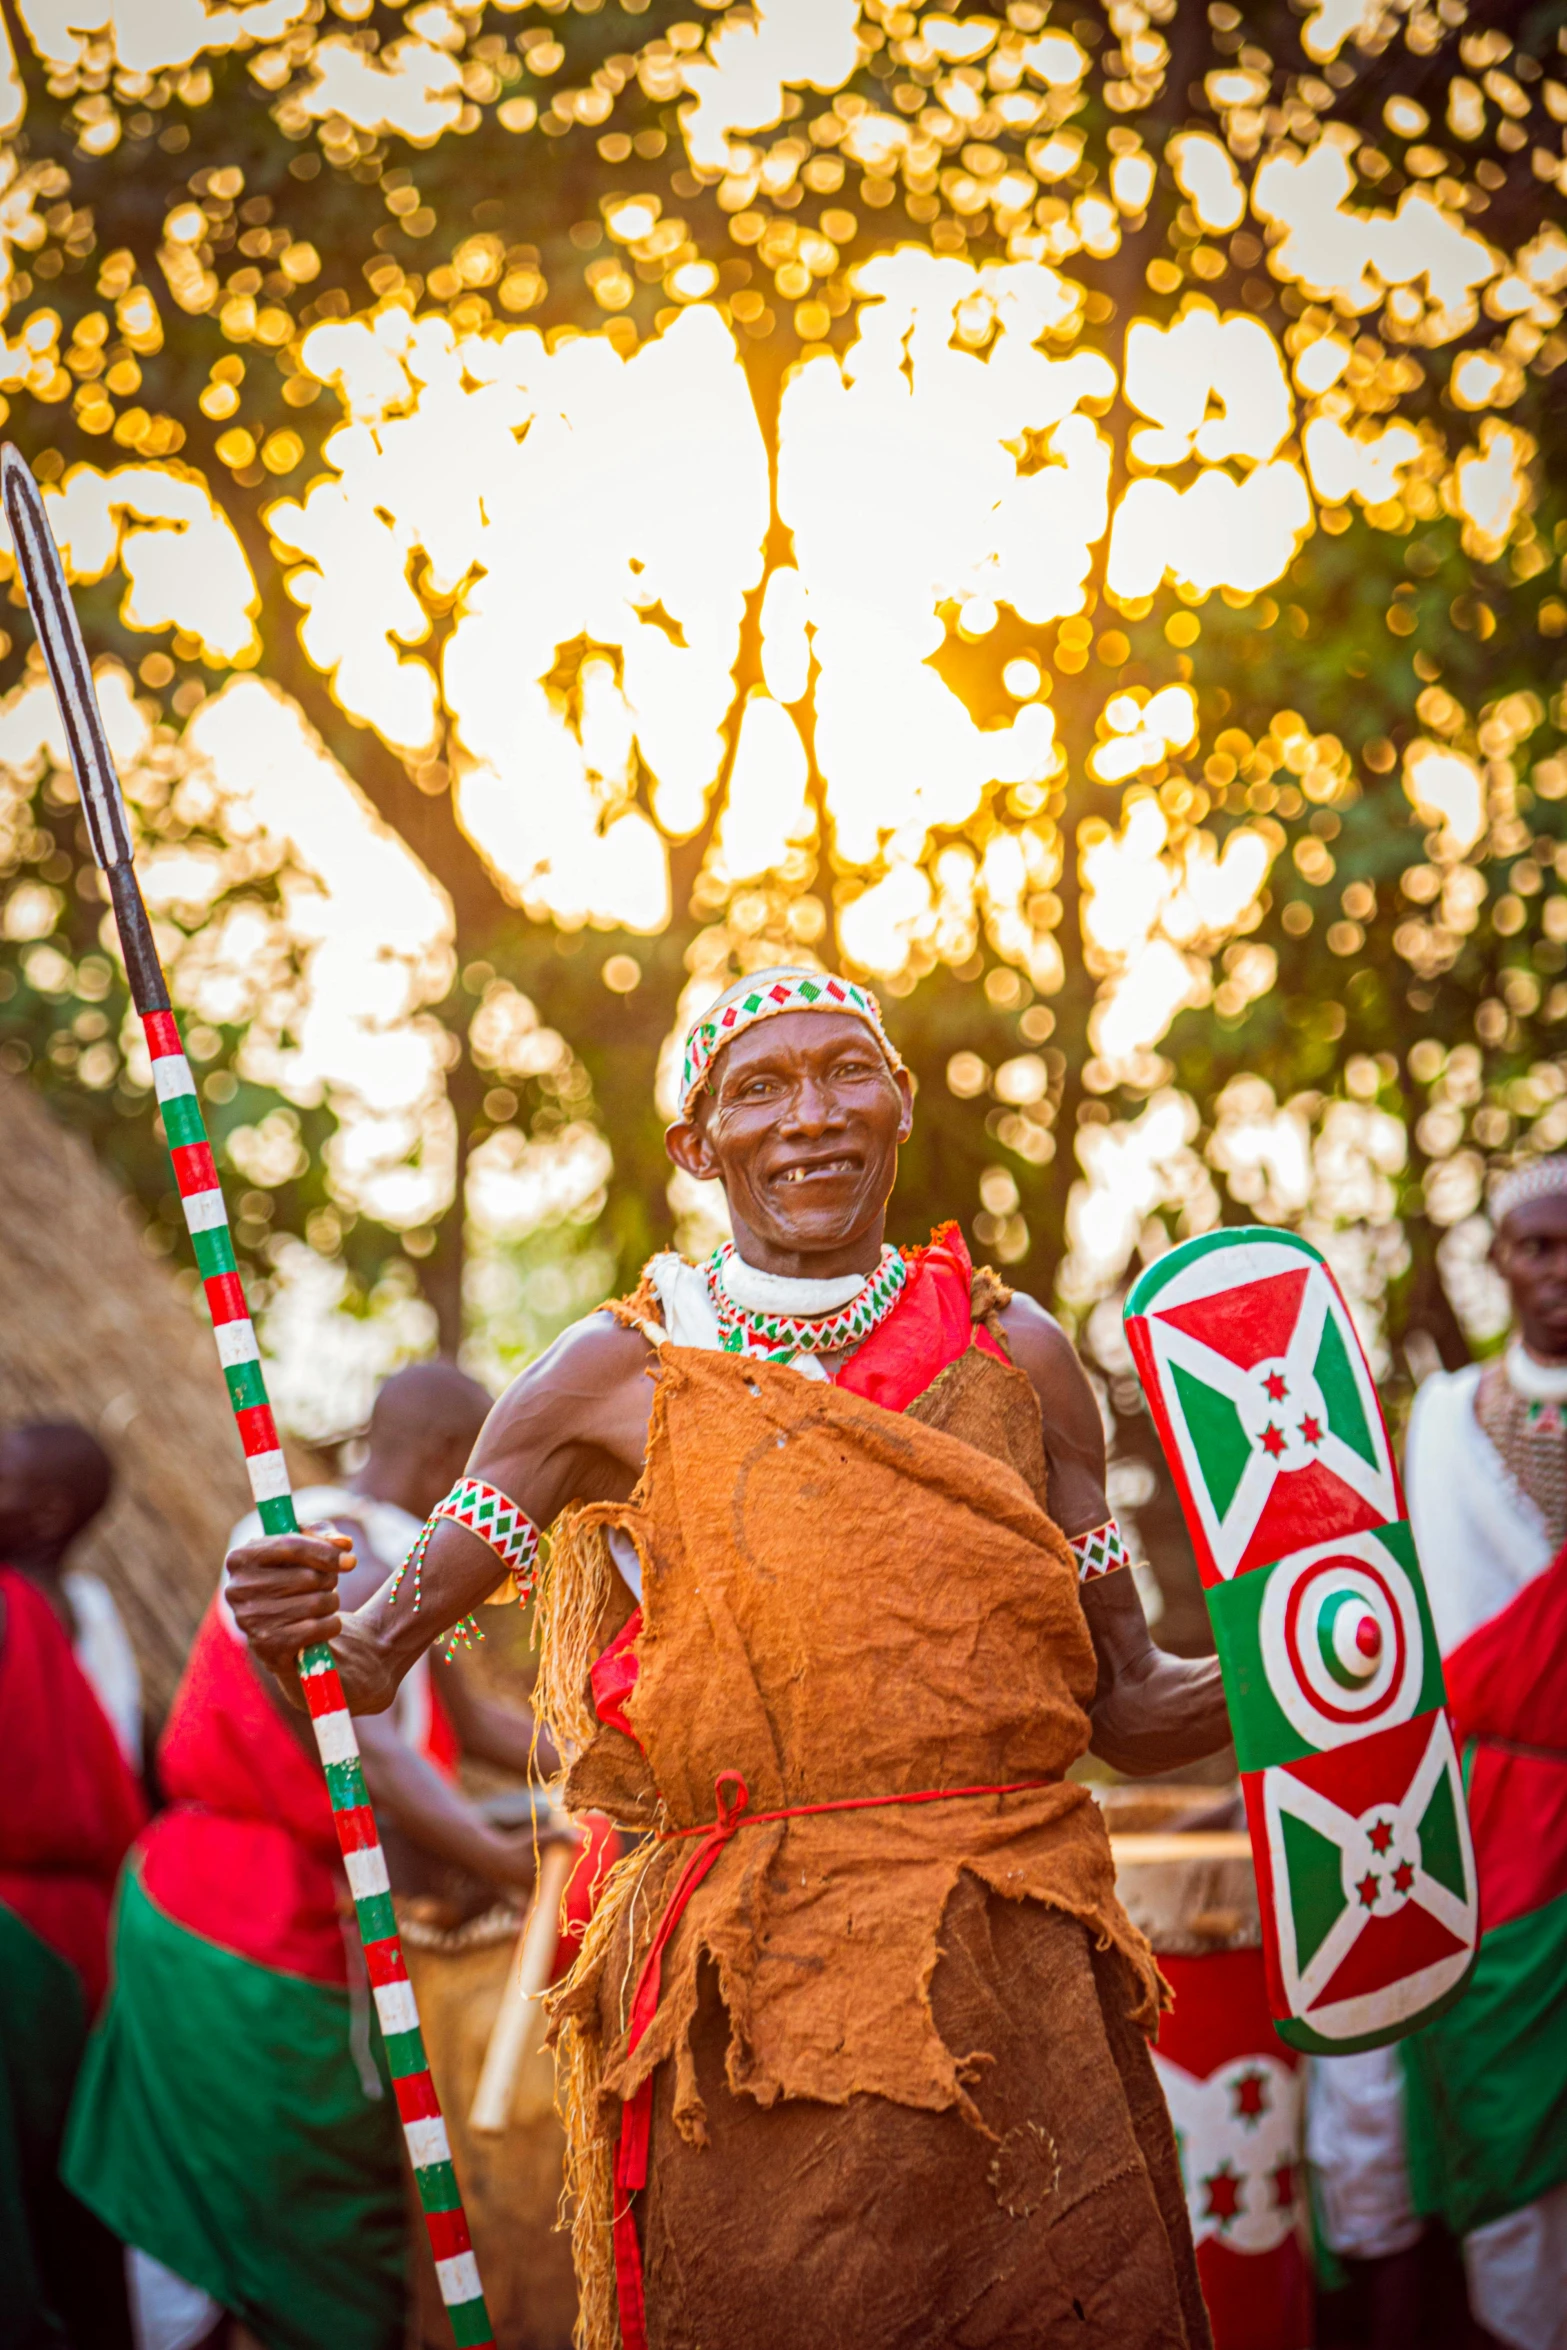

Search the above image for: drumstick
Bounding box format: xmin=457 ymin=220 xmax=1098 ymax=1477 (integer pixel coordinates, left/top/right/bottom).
xmin=470 ymin=1841 xmax=576 ymax=2135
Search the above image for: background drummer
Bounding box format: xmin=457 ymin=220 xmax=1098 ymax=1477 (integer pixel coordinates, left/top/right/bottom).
xmin=63 ymin=1360 xmax=575 ymax=2350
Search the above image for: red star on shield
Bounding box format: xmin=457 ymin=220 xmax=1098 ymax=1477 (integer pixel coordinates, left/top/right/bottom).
xmin=1261 ymin=1423 xmax=1287 ymax=1459
xmin=1263 ymin=1370 xmax=1288 ymax=1402
xmin=1392 ymin=1859 xmax=1416 ymax=1895
xmin=1202 ymin=2162 xmax=1242 ymax=2227
xmin=1231 ymin=2069 xmax=1269 ymax=2125
xmin=1356 ymin=1870 xmax=1381 ymax=1909
xmin=1271 ymin=2159 xmax=1297 ymax=2211
xmin=1299 ymin=1414 xmax=1324 ymax=1446
xmin=1368 ymin=1819 xmax=1395 ymax=1855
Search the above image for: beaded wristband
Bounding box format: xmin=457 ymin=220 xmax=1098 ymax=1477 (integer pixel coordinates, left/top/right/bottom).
xmin=1069 ymin=1517 xmax=1132 ymax=1583
xmin=388 ymin=1477 xmax=543 ymax=1654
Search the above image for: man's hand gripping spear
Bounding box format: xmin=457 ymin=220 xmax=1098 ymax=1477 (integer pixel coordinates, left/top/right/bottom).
xmin=0 ymin=444 xmax=500 ymax=2350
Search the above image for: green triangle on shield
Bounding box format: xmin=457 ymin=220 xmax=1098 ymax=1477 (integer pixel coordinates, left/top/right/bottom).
xmin=1170 ymin=1359 xmax=1253 ymax=1521
xmin=1416 ymin=1762 xmax=1469 ymax=1902
xmin=1280 ymin=1804 xmax=1349 ymax=1976
xmin=1312 ymin=1311 xmax=1380 ymax=1470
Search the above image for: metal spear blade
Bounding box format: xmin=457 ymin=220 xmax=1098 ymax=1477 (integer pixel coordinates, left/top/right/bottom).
xmin=0 ymin=442 xmax=133 ymax=874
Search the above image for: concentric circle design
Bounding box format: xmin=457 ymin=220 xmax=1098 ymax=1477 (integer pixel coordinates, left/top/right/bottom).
xmin=1259 ymin=1542 xmax=1424 ymax=1749
xmin=1318 ymin=1589 xmax=1384 ymax=1689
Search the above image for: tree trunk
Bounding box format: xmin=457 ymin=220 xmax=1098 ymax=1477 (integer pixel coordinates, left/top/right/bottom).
xmin=423 ymin=1025 xmax=483 ymax=1358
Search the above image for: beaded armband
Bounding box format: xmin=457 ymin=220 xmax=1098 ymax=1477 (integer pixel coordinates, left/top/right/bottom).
xmin=1069 ymin=1517 xmax=1132 ymax=1584
xmin=388 ymin=1477 xmax=542 ymax=1655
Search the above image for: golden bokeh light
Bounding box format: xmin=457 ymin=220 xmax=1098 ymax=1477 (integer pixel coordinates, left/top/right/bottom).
xmin=0 ymin=462 xmax=259 ymax=663
xmin=0 ymin=0 xmax=1562 ymax=1389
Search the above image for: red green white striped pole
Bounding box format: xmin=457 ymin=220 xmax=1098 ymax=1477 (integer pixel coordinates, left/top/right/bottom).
xmin=1 ymin=443 xmax=497 ymax=2350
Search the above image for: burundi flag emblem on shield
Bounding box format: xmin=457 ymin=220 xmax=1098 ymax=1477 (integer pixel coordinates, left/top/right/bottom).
xmin=1126 ymin=1228 xmax=1479 ymax=2052
xmin=1124 ymin=1230 xmax=1401 ymax=1585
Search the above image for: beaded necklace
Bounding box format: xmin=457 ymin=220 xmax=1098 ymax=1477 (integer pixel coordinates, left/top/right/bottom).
xmin=704 ymin=1241 xmax=908 ymax=1365
xmin=1476 ymin=1345 xmax=1567 ymax=1552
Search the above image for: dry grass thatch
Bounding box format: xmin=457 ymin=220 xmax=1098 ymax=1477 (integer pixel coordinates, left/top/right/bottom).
xmin=0 ymin=1069 xmax=270 ymax=1717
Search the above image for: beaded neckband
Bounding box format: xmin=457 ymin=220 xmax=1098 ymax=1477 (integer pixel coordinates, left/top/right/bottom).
xmin=704 ymin=1241 xmax=908 ymax=1365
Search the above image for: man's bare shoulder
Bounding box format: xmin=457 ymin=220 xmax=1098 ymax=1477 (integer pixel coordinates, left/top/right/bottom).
xmin=472 ymin=1307 xmax=656 ymax=1491
xmin=988 ymin=1293 xmax=1111 ymax=1533
xmin=492 ymin=1308 xmax=652 ymax=1416
xmin=994 ymin=1292 xmax=1106 ymax=1460
xmin=548 ymin=1305 xmax=654 ymax=1375
xmin=996 ymin=1292 xmax=1088 ymax=1395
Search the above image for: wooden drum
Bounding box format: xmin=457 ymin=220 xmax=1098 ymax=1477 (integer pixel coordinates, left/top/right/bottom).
xmin=1108 ymin=1793 xmax=1313 ymax=2350
xmin=398 ymin=1904 xmax=577 ymax=2350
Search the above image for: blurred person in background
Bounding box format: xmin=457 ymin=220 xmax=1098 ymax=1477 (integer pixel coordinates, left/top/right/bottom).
xmin=0 ymin=1421 xmax=145 ymax=2349
xmin=64 ymin=1361 xmax=580 ymax=2350
xmin=226 ymin=1359 xmax=560 ymax=1818
xmin=1310 ymin=1159 xmax=1567 ymax=2350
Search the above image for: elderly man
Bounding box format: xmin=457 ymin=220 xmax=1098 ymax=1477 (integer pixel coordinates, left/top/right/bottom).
xmin=229 ymin=969 xmax=1232 ymax=2350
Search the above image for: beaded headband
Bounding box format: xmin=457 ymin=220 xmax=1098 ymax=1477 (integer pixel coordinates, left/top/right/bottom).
xmin=678 ymin=967 xmax=904 ymax=1121
xmin=1491 ymin=1154 xmax=1567 ymax=1227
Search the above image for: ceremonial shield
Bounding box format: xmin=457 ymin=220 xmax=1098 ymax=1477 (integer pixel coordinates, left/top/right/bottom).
xmin=1124 ymin=1229 xmax=1479 ymax=2052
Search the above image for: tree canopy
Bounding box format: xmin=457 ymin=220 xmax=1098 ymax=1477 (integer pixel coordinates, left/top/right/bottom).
xmin=0 ymin=0 xmax=1561 ymax=1464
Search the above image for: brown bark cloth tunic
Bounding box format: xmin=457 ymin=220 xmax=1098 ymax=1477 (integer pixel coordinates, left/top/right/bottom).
xmin=547 ymin=1263 xmax=1210 ymax=2350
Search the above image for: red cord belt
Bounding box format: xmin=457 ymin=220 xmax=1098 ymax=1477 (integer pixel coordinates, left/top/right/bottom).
xmin=612 ymin=1768 xmax=1057 ymax=2350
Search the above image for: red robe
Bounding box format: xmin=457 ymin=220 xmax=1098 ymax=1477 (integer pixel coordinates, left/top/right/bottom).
xmin=140 ymin=1595 xmax=355 ymax=1984
xmin=143 ymin=1594 xmax=610 ymax=1986
xmin=1442 ymin=1536 xmax=1567 ymax=1937
xmin=0 ymin=1565 xmax=145 ymax=2012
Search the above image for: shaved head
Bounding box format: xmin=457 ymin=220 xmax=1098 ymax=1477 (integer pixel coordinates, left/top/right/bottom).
xmin=0 ymin=1420 xmax=114 ymax=1567
xmin=364 ymin=1359 xmax=494 ymax=1519
xmin=369 ymin=1361 xmax=491 ymax=1452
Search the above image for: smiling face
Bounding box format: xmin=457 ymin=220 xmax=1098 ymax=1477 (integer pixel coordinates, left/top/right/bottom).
xmin=665 ymin=1010 xmax=914 ymax=1277
xmin=1495 ymin=1191 xmax=1567 ymax=1361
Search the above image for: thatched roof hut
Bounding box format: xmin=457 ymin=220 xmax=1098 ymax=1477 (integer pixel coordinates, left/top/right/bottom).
xmin=0 ymin=1070 xmax=271 ymax=1718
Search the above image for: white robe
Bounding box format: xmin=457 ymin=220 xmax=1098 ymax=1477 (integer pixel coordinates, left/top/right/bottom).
xmin=63 ymin=1568 xmax=141 ymax=1773
xmin=1406 ymin=1362 xmax=1556 ymax=1654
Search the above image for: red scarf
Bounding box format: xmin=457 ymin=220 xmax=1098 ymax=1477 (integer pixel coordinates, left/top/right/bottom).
xmin=835 ymin=1222 xmax=1008 ymax=1411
